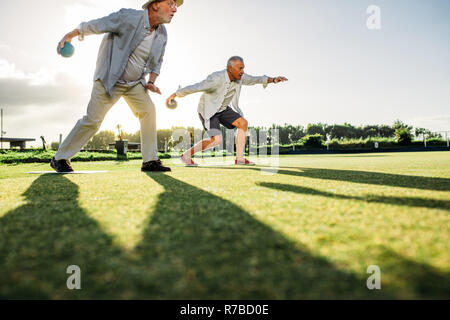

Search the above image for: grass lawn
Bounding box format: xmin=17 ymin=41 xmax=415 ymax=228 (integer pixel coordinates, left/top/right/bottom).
xmin=0 ymin=152 xmax=449 ymax=299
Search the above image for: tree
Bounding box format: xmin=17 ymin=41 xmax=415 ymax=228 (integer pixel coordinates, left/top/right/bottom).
xmin=267 ymin=124 xmax=305 ymax=145
xmin=393 ymin=120 xmax=413 ymax=132
xmin=378 ymin=125 xmax=395 ymax=138
xmin=306 ymin=123 xmax=327 ymax=139
xmin=122 ymin=130 xmax=140 ymax=143
xmin=328 ymin=124 xmax=352 ymax=139
xmin=290 ymin=125 xmax=305 ymax=142
xmin=395 ymin=128 xmax=412 ymax=145
xmin=85 ymin=130 xmax=115 ymax=150
xmin=414 ymin=128 xmax=429 ymax=141
xmin=301 ymin=134 xmax=324 ymax=147
xmin=51 ymin=142 xmax=60 ymax=151
xmin=157 ymin=129 xmax=173 ymax=151
xmin=362 ymin=125 xmax=378 ymax=139
xmin=393 ymin=121 xmax=413 ymax=145
xmin=271 ymin=124 xmax=289 ymax=145
xmin=116 ymin=124 xmax=124 ymax=141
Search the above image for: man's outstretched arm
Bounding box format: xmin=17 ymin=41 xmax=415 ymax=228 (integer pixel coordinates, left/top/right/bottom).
xmin=242 ymin=74 xmax=288 ymax=88
xmin=57 ymin=9 xmax=125 ymax=55
xmin=166 ymin=74 xmax=219 ymax=105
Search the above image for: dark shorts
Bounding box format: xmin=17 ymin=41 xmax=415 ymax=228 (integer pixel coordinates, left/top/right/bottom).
xmin=199 ymin=107 xmax=242 ymax=137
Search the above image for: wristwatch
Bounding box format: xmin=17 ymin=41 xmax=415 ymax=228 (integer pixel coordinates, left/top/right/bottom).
xmin=273 ymin=77 xmax=278 ymax=84
xmin=148 ymin=80 xmax=155 ymax=85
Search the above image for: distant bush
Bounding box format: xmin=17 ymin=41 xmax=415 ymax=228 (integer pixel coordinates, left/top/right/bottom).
xmin=0 ymin=150 xmax=168 ymax=164
xmin=300 ymin=134 xmax=324 ymax=148
xmin=328 ymin=137 xmax=396 ymax=150
xmin=425 ymin=137 xmax=447 ymax=146
xmin=395 ymin=128 xmax=413 ymax=145
xmin=51 ymin=142 xmax=60 ymax=151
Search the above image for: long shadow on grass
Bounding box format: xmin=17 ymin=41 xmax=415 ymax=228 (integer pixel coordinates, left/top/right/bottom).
xmin=1 ymin=173 xmax=382 ymax=299
xmin=1 ymin=173 xmax=446 ymax=299
xmin=258 ymin=182 xmax=450 ymax=211
xmin=0 ymin=174 xmax=132 ymax=299
xmin=138 ymin=173 xmax=385 ymax=299
xmin=371 ymin=247 xmax=450 ymax=299
xmin=214 ymin=167 xmax=450 ymax=192
xmin=285 ymin=167 xmax=450 ymax=191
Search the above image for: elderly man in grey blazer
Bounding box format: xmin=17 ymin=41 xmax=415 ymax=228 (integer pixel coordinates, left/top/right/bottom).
xmin=51 ymin=0 xmax=183 ymax=173
xmin=167 ymin=56 xmax=288 ymax=166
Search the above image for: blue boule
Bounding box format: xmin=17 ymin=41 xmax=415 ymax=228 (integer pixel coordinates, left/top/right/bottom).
xmin=60 ymin=42 xmax=75 ymax=58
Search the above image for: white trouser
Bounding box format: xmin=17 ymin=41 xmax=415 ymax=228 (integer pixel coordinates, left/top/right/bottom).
xmin=55 ymin=80 xmax=158 ymax=162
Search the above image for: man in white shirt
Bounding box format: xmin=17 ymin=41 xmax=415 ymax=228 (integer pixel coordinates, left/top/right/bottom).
xmin=167 ymin=56 xmax=288 ymax=166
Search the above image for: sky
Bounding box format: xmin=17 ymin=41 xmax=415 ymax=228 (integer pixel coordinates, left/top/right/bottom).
xmin=0 ymin=0 xmax=449 ymax=146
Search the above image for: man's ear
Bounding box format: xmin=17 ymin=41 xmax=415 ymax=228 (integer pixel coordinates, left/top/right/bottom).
xmin=149 ymin=2 xmax=158 ymax=11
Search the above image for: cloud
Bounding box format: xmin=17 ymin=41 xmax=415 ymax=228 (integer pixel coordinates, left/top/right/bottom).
xmin=0 ymin=43 xmax=11 ymax=52
xmin=63 ymin=0 xmax=138 ymax=26
xmin=408 ymin=115 xmax=450 ymax=132
xmin=0 ymin=77 xmax=87 ymax=111
xmin=0 ymin=58 xmax=91 ymax=141
xmin=0 ymin=58 xmax=89 ymax=110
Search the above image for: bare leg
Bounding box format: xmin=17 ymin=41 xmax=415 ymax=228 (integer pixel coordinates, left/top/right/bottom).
xmin=182 ymin=135 xmax=222 ymax=160
xmin=232 ymin=117 xmax=248 ymax=161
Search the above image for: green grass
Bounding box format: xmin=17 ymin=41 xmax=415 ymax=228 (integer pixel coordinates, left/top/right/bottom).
xmin=0 ymin=152 xmax=449 ymax=299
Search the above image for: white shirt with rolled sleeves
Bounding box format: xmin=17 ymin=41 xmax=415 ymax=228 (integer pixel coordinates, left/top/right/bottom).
xmin=176 ymin=69 xmax=269 ymax=129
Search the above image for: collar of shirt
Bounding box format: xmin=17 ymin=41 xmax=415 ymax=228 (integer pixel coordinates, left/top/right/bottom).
xmin=144 ymin=8 xmax=161 ymax=33
xmin=223 ymin=70 xmax=242 ymax=85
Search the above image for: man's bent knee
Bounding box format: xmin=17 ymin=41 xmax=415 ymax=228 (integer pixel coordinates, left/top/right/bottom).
xmin=234 ymin=118 xmax=248 ymax=131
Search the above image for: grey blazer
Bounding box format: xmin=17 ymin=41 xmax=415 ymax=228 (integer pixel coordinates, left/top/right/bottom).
xmin=77 ymin=8 xmax=167 ymax=96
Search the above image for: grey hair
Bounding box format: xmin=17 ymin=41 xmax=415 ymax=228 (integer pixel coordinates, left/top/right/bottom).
xmin=227 ymin=56 xmax=244 ymax=67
